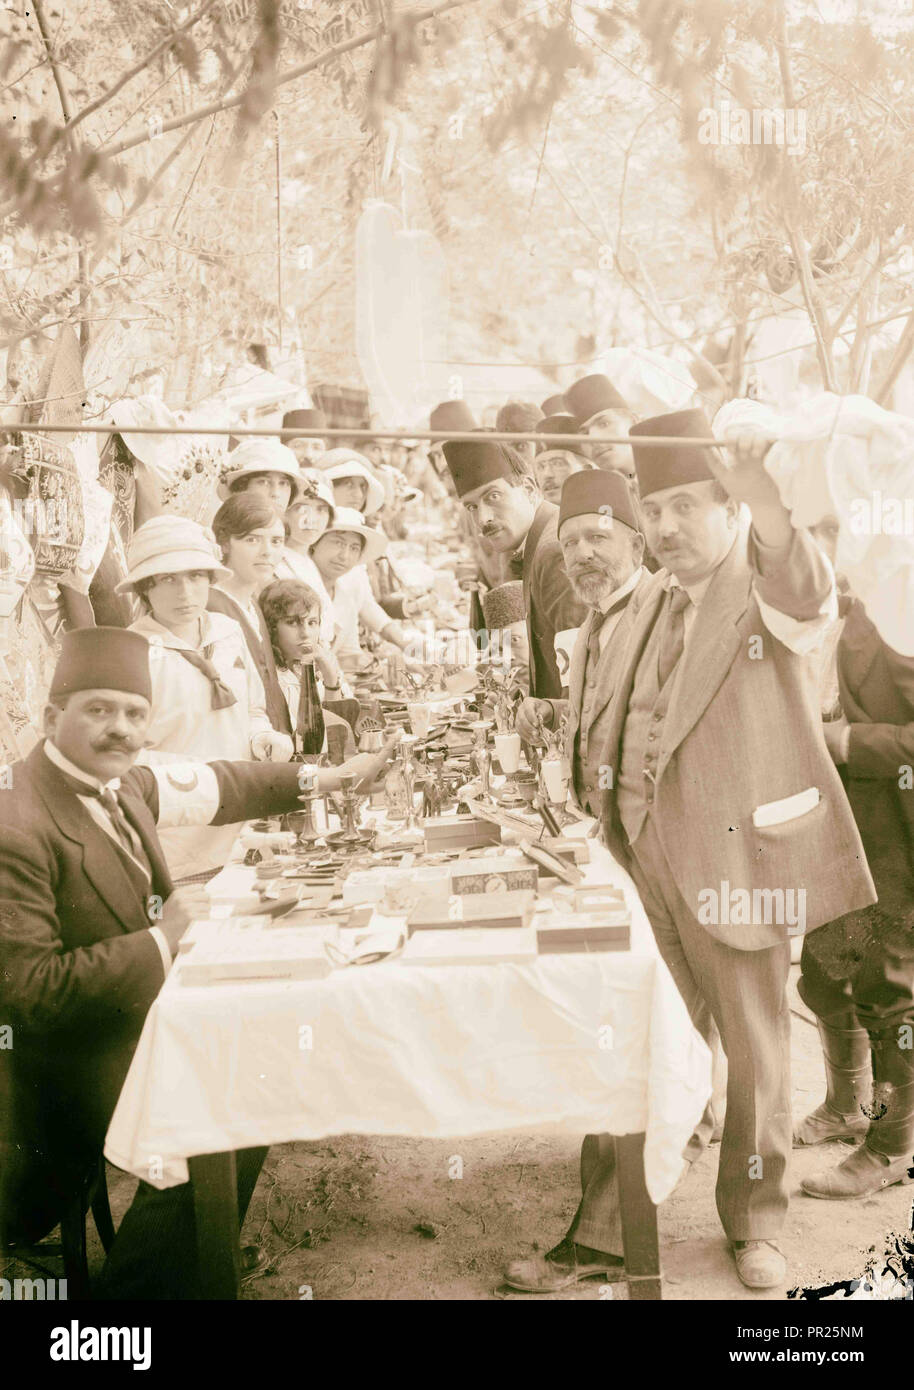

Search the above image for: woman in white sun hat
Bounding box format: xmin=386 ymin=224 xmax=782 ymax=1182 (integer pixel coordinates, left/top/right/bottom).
xmin=119 ymin=515 xmax=294 ymax=881
xmin=275 ymin=472 xmax=338 ymax=646
xmin=307 ymin=507 xmax=415 ymax=667
xmin=318 ymin=447 xmax=386 ymax=517
xmin=219 ymin=437 xmax=303 ymax=512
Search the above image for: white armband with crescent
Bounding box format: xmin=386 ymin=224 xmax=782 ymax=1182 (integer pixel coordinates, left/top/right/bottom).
xmin=150 ymin=762 xmax=221 ymax=827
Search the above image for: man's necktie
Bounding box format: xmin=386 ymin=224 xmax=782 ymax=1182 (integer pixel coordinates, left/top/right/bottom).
xmin=586 ymin=584 xmax=637 ymax=669
xmin=586 ymin=612 xmax=606 ymax=666
xmin=656 ymin=587 xmax=691 ymax=689
xmin=58 ymin=772 xmax=153 ymax=883
xmin=175 ymin=645 xmax=238 ymax=710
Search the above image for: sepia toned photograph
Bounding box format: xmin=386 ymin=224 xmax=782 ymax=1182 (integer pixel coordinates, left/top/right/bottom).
xmin=0 ymin=0 xmax=911 ymax=1359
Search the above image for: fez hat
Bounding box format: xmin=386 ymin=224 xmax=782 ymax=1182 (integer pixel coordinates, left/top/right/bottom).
xmin=565 ymin=374 xmax=630 ymax=424
xmin=535 ymin=414 xmax=586 ymax=452
xmin=282 ymin=407 xmax=327 ymax=433
xmin=558 ymin=467 xmax=640 ymax=537
xmin=50 ymin=627 xmax=152 ymax=702
xmin=430 ymin=400 xmax=477 ymax=433
xmin=541 ymin=393 xmax=568 ymax=416
xmin=629 ymin=408 xmax=715 ymax=499
xmin=442 ymin=438 xmax=521 ymax=498
xmin=116 ymin=516 xmax=230 ymax=594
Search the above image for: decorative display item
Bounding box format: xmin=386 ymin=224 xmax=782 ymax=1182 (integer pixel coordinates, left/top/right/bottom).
xmin=326 ymin=773 xmax=375 ymax=849
xmin=450 ymin=855 xmax=538 ymax=896
xmin=16 ymin=433 xmax=86 ymax=580
xmin=470 ymin=719 xmax=494 ymax=801
xmin=493 ymin=729 xmax=524 ymax=807
xmin=0 ymin=490 xmax=36 ymax=620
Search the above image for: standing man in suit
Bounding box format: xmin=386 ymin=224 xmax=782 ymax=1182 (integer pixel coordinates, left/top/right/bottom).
xmin=508 ymin=409 xmax=876 ymax=1293
xmin=442 ymin=437 xmax=586 ymax=699
xmin=514 ymin=468 xmax=650 ymax=817
xmin=602 ymin=409 xmax=876 ymax=1289
xmin=0 ymin=627 xmax=393 ymax=1296
xmin=795 ymin=519 xmax=914 ymax=1199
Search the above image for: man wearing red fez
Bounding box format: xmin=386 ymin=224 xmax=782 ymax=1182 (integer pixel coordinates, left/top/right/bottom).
xmin=530 ymin=413 xmax=591 ymax=506
xmin=514 ymin=468 xmax=650 ymax=818
xmin=442 ymin=438 xmax=586 ymax=699
xmin=0 ymin=627 xmax=395 ymax=1297
xmin=564 ymin=373 xmax=638 ymax=480
xmin=506 ymin=409 xmax=876 ymax=1295
xmin=282 ymin=408 xmax=327 ymax=467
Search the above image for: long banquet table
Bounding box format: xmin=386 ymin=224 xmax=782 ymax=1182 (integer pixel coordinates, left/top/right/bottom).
xmin=105 ymin=821 xmax=711 ymax=1300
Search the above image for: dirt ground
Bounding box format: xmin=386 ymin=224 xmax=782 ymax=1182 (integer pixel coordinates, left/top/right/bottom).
xmin=73 ymin=964 xmax=913 ymax=1303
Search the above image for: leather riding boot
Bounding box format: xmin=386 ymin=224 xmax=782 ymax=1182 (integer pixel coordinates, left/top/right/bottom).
xmin=801 ymin=1033 xmax=914 ymax=1199
xmin=794 ymin=1016 xmax=871 ymax=1146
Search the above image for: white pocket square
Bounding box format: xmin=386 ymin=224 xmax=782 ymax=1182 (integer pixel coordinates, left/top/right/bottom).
xmin=752 ymin=786 xmax=820 ymax=828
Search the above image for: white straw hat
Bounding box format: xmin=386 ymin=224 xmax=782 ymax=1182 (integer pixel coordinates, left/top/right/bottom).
xmin=115 ymin=516 xmax=230 ymax=593
xmin=317 ymin=506 xmax=387 ymax=566
xmin=220 ymin=438 xmax=303 ymax=500
xmin=318 ymin=449 xmax=385 ymax=516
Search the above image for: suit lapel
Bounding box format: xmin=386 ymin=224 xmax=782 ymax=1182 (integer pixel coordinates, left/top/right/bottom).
xmin=564 ymin=611 xmax=595 ymax=757
xmin=582 ymin=572 xmax=652 ymax=734
xmin=657 ymin=538 xmax=752 ymax=781
xmin=599 ymin=577 xmax=667 ymax=772
xmin=30 ymin=746 xmax=153 ymax=931
xmin=118 ymin=784 xmax=174 ymax=899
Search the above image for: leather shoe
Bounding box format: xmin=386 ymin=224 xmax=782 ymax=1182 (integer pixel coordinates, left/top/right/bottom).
xmin=503 ymin=1240 xmax=624 ymax=1293
xmin=801 ymin=1144 xmax=914 ymax=1199
xmin=731 ymin=1240 xmax=786 ymax=1290
xmin=793 ymin=1102 xmax=868 ymax=1147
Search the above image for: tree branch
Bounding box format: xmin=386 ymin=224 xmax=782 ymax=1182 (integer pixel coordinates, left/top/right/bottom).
xmin=65 ymin=0 xmax=221 ymax=140
xmin=31 ymin=0 xmax=90 ymax=351
xmin=874 ymin=309 xmax=914 ymax=406
xmin=774 ymin=2 xmax=837 ymax=392
xmin=97 ymin=0 xmax=483 ymax=161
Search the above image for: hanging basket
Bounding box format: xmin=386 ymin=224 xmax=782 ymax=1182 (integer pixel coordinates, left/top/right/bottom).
xmin=17 ymin=433 xmax=86 ymax=580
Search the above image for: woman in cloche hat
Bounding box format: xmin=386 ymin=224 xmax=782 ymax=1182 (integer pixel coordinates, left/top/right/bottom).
xmin=120 ymin=516 xmax=294 ymax=882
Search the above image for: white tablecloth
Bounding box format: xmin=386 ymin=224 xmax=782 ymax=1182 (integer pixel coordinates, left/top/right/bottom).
xmin=105 ymin=840 xmax=712 ymax=1205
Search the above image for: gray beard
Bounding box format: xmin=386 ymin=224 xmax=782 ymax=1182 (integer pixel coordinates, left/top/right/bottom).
xmin=571 ymin=572 xmax=618 ymax=608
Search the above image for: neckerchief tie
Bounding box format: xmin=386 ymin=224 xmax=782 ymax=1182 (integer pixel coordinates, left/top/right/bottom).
xmin=175 ymin=644 xmax=238 ymax=710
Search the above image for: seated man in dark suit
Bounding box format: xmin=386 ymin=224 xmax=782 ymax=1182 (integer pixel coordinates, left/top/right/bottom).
xmin=0 ymin=627 xmax=393 ymax=1297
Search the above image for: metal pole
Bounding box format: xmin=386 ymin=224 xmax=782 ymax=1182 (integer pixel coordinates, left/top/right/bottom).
xmin=0 ymin=423 xmax=729 ymax=449
xmin=273 ymin=109 xmax=283 ymax=353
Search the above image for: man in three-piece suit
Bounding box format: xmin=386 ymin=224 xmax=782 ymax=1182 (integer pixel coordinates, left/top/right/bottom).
xmin=514 ymin=467 xmax=651 ymax=816
xmin=0 ymin=627 xmax=390 ymax=1297
xmin=507 ymin=409 xmax=876 ymax=1293
xmin=442 ymin=437 xmax=586 ymax=699
xmin=794 ymin=520 xmax=914 ymax=1199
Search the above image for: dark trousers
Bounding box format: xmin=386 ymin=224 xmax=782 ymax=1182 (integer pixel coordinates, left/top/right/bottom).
xmin=799 ymin=912 xmax=914 ymax=1039
xmin=94 ymin=1147 xmax=267 ymax=1300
